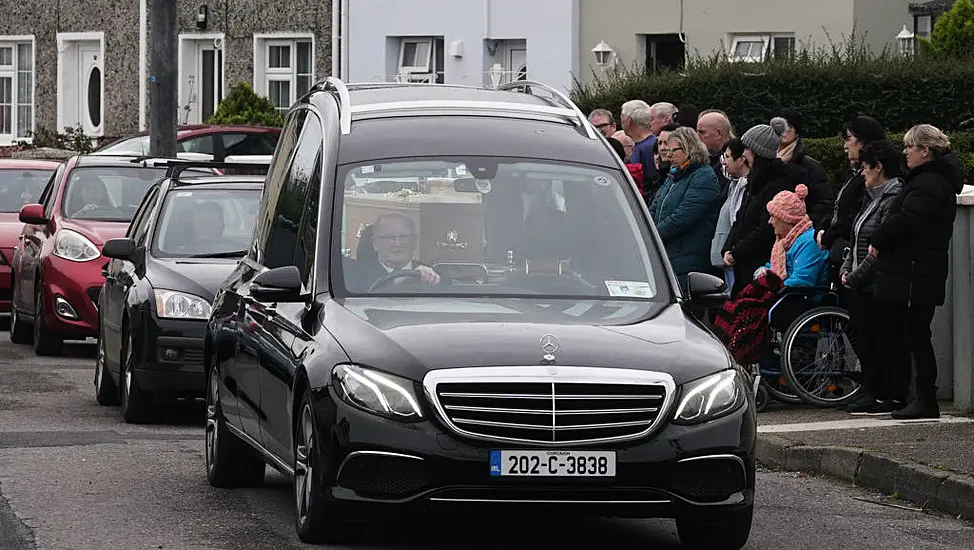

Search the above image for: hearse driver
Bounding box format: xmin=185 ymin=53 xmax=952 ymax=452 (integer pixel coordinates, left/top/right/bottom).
xmin=345 ymin=212 xmax=441 ymax=291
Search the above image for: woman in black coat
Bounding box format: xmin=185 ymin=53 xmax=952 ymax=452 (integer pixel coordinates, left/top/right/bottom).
xmin=721 ymin=118 xmax=806 ymax=297
xmin=869 ymin=124 xmax=963 ymax=420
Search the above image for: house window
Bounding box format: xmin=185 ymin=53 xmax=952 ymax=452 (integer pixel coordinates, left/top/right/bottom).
xmin=396 ymin=37 xmax=444 ymax=83
xmin=255 ymin=36 xmax=314 ymax=114
xmin=916 ymin=15 xmax=933 ymax=38
xmin=729 ymin=34 xmax=795 ymax=62
xmin=0 ymin=38 xmax=34 ymax=142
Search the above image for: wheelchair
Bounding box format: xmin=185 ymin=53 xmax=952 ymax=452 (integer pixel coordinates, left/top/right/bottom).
xmin=753 ymin=285 xmax=864 ymax=411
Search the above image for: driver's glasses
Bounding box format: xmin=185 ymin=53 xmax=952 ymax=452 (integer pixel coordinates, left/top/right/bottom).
xmin=373 ymin=234 xmax=413 ymax=244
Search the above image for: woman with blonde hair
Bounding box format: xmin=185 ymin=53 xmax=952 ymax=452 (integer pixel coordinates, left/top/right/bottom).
xmin=869 ymin=124 xmax=963 ymax=419
xmin=649 ymin=126 xmax=721 ymax=292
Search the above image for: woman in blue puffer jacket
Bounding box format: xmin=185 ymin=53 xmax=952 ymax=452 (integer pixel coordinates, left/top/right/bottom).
xmin=649 ymin=126 xmax=721 ymax=292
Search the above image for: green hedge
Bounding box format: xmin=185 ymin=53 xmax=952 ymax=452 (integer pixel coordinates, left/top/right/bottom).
xmin=571 ymin=49 xmax=974 ymax=139
xmin=803 ymin=131 xmax=974 ymax=188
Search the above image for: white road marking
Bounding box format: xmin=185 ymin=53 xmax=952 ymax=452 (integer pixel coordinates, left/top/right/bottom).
xmin=758 ymin=415 xmax=974 ymax=433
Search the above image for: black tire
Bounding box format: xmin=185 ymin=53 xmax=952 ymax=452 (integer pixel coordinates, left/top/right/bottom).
xmin=755 ymin=384 xmax=769 ymax=412
xmin=32 ymin=286 xmax=62 ymax=356
xmin=294 ymin=391 xmax=343 ymax=544
xmin=94 ymin=327 xmax=120 ymax=406
xmin=9 ymin=278 xmax=31 ymax=344
xmin=120 ymin=323 xmax=153 ymax=424
xmin=677 ymin=505 xmax=753 ymax=549
xmin=781 ymin=307 xmax=863 ymax=408
xmin=205 ymin=365 xmax=266 ymax=488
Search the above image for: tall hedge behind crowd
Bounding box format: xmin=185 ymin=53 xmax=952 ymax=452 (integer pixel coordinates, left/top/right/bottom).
xmin=571 ymin=40 xmax=974 ymax=185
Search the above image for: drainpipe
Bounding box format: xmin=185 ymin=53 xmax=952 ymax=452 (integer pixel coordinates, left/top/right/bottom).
xmin=331 ymin=0 xmax=340 ymax=76
xmin=341 ymin=0 xmax=350 ymax=81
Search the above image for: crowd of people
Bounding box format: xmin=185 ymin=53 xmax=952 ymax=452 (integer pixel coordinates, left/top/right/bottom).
xmin=587 ymin=103 xmax=964 ymax=420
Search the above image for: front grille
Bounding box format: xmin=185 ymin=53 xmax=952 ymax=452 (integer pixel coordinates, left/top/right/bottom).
xmin=183 ymin=349 xmax=204 ymax=366
xmin=433 ymin=381 xmax=667 ymax=445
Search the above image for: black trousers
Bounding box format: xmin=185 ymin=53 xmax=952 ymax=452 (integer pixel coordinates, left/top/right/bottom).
xmin=905 ymin=304 xmax=938 ymax=400
xmin=849 ymin=292 xmax=913 ymax=402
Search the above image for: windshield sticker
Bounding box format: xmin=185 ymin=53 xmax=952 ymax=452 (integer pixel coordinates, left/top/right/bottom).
xmin=594 ymin=175 xmax=610 ymax=186
xmin=475 ymin=179 xmax=492 ymax=194
xmin=605 ymin=280 xmax=654 ymax=298
xmin=361 ymin=165 xmax=375 ymax=174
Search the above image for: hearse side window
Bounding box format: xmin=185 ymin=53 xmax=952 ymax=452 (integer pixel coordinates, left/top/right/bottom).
xmin=294 ymin=147 xmax=323 ymax=291
xmin=263 ymin=110 xmax=321 ymax=270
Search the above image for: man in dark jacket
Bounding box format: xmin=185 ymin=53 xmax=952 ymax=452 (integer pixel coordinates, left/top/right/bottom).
xmin=776 ymin=108 xmax=833 ymax=228
xmin=816 ymin=116 xmax=886 ymax=258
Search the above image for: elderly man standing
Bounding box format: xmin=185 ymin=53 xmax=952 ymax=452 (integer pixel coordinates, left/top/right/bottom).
xmin=697 ymin=109 xmax=735 ymax=195
xmin=623 ymin=105 xmax=661 ymax=203
xmin=649 ymin=102 xmax=679 ymax=135
xmin=587 ymin=108 xmax=617 ymax=138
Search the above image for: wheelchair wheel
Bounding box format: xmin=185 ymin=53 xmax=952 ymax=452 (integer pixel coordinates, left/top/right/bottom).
xmin=781 ymin=306 xmax=863 ymax=407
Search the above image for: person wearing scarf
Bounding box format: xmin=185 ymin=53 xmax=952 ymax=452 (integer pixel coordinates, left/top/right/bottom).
xmin=754 ymin=184 xmax=829 ymax=288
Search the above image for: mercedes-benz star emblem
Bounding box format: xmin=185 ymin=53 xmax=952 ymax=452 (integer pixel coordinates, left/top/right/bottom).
xmin=540 ymin=334 xmax=559 ymax=354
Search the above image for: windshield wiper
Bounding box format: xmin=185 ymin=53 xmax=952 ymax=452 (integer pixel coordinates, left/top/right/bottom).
xmin=185 ymin=250 xmax=248 ymax=258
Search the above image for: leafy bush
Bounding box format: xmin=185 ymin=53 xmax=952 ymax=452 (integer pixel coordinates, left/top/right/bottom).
xmin=804 ymin=130 xmax=974 ymax=188
xmin=920 ymin=0 xmax=974 ymax=58
xmin=207 ymin=82 xmax=285 ymax=127
xmin=16 ymin=125 xmax=94 ymax=153
xmin=571 ymin=37 xmax=974 ymax=139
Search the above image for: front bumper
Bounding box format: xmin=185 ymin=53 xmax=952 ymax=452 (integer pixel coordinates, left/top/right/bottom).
xmin=0 ymin=260 xmax=11 ymax=313
xmin=40 ymin=255 xmax=104 ymax=336
xmin=311 ymin=387 xmax=756 ymax=519
xmin=132 ymin=317 xmax=206 ymax=397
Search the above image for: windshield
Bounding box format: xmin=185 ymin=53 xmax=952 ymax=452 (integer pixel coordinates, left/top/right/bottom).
xmin=62 ymin=167 xmax=166 ymax=222
xmin=335 ymin=157 xmax=668 ymax=300
xmin=152 ymin=188 xmax=261 ymax=258
xmin=0 ymin=168 xmax=54 ymax=213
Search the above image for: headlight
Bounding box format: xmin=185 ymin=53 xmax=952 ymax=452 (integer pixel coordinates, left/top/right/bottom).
xmin=332 ymin=364 xmax=423 ymax=421
xmin=53 ymin=229 xmax=100 ymax=262
xmin=154 ymin=289 xmax=211 ymax=320
xmin=673 ymin=369 xmax=746 ymax=425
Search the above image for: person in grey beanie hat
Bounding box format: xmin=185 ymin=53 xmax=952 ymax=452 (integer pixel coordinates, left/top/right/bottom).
xmin=721 ymin=117 xmax=808 ymax=297
xmin=740 ymin=117 xmax=789 ymax=160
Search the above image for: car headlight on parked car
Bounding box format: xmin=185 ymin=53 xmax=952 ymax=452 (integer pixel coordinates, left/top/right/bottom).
xmin=332 ymin=364 xmax=423 ymax=421
xmin=52 ymin=229 xmax=100 ymax=262
xmin=673 ymin=369 xmax=746 ymax=425
xmin=154 ymin=289 xmax=211 ymax=320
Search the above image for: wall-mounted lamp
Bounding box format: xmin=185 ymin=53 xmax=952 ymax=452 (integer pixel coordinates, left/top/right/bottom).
xmin=591 ymin=39 xmax=616 ymax=68
xmin=196 ymin=5 xmax=209 ymax=30
xmin=896 ymin=24 xmax=915 ymax=57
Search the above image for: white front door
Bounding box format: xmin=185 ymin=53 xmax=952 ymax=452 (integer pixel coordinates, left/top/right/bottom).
xmin=197 ymin=45 xmax=223 ymax=123
xmin=78 ymin=45 xmax=102 ymax=135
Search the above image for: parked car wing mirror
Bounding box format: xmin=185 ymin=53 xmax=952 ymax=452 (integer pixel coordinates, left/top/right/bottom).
xmin=101 ymin=238 xmax=138 ymax=261
xmin=19 ymin=203 xmax=47 ymax=225
xmin=251 ymin=265 xmax=307 ymax=303
xmin=686 ymin=272 xmax=728 ymax=308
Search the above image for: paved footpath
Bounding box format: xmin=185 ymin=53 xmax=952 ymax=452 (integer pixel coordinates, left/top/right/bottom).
xmin=757 ymin=403 xmax=974 ymax=522
xmin=0 ymin=337 xmax=972 ymax=549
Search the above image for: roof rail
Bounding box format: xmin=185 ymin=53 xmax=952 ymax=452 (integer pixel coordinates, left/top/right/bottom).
xmin=497 ymin=80 xmax=598 ymax=140
xmin=344 ymin=82 xmax=485 ymax=92
xmin=310 ymin=76 xmax=351 ymax=135
xmin=159 ymin=160 xmax=271 ymax=180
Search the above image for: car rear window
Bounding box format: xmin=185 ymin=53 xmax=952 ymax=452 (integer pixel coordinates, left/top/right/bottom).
xmin=0 ymin=168 xmax=54 ymax=213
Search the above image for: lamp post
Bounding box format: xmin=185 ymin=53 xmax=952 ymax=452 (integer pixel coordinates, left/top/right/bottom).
xmin=897 ymin=24 xmax=916 ymax=57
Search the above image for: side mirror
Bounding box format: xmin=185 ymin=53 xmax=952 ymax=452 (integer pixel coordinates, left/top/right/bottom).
xmin=251 ymin=265 xmax=307 ymax=303
xmin=19 ymin=203 xmax=47 ymax=225
xmin=686 ymin=272 xmax=728 ymax=308
xmin=102 ymin=238 xmax=137 ymax=261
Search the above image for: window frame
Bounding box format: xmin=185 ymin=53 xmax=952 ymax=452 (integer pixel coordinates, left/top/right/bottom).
xmin=395 ymin=36 xmax=445 ymax=84
xmin=253 ymin=34 xmax=315 ymax=114
xmin=0 ymin=35 xmax=36 ymax=144
xmin=728 ymin=33 xmax=796 ymax=62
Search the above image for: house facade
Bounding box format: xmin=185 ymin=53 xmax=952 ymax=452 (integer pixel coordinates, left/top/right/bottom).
xmin=342 ymin=0 xmax=580 ymax=92
xmin=0 ymin=0 xmax=331 ymax=148
xmin=577 ymin=0 xmax=916 ymax=85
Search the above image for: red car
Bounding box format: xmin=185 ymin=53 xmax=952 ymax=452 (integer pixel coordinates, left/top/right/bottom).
xmin=0 ymin=159 xmax=63 ymax=315
xmin=92 ymin=125 xmax=281 ymax=161
xmin=8 ymin=156 xmax=209 ymax=355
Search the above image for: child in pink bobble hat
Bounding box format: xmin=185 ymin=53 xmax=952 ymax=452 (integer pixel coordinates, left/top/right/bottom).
xmin=753 ymin=184 xmax=830 ymax=288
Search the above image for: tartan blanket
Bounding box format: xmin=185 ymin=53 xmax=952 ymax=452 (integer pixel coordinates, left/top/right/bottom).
xmin=713 ymin=272 xmax=784 ymax=365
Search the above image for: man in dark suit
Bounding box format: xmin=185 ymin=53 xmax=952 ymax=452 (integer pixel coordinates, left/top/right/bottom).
xmin=345 ymin=212 xmax=441 ymax=292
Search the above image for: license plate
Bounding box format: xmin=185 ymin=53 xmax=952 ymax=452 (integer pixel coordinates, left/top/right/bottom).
xmin=489 ymin=450 xmax=616 ymax=477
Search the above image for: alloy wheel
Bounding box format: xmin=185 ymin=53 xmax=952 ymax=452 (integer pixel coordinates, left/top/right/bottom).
xmin=294 ymin=404 xmax=315 ymax=525
xmin=205 ymin=368 xmax=219 ymax=472
xmin=123 ymin=330 xmax=133 ymax=405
